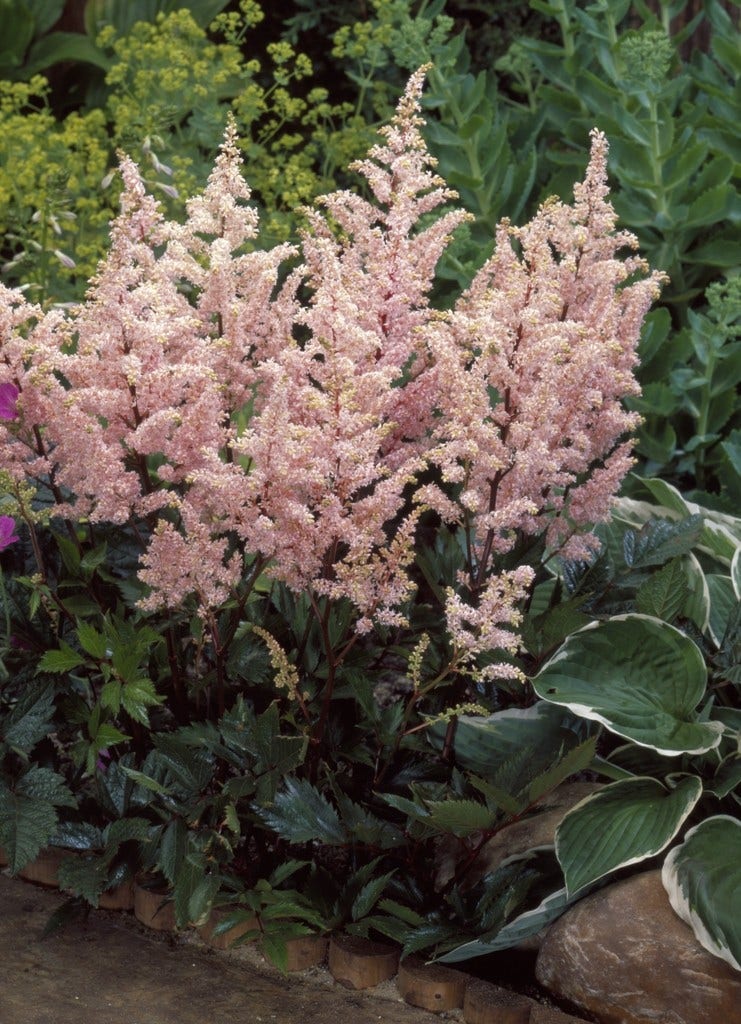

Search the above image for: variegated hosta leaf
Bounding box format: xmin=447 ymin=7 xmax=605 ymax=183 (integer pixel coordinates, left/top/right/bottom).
xmin=555 ymin=775 xmax=703 ymax=896
xmin=662 ymin=815 xmax=741 ymax=971
xmin=532 ymin=614 xmax=723 ymax=755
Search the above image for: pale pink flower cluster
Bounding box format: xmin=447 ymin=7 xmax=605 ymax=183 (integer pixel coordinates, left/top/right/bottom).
xmin=0 ymin=70 xmax=663 ymax=675
xmin=425 ymin=129 xmax=665 ymax=568
xmin=445 ymin=565 xmax=536 ymax=681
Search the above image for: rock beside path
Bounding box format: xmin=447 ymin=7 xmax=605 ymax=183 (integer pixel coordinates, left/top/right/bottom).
xmin=535 ymin=869 xmax=741 ymax=1024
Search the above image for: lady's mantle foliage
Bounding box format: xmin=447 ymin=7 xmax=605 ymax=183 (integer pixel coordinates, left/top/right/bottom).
xmin=0 ymin=68 xmax=663 ymax=663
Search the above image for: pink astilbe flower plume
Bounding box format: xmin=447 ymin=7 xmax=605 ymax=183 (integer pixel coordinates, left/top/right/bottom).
xmin=234 ymin=67 xmax=470 ymax=624
xmin=0 ymin=72 xmax=664 ymax=680
xmin=427 ymin=129 xmax=666 ymax=578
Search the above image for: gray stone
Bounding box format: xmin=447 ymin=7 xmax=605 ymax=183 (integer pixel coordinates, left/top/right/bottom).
xmin=535 ymin=869 xmax=741 ymax=1024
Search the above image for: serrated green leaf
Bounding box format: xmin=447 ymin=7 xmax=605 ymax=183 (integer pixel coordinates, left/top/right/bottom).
xmin=526 ymin=737 xmax=598 ymax=805
xmin=121 ymin=678 xmax=162 ymax=725
xmin=120 ymin=767 xmax=169 ymax=796
xmin=623 ymin=515 xmax=703 ymax=568
xmin=662 ymin=816 xmax=741 ymax=970
xmin=76 ymin=620 xmax=108 ymax=659
xmin=468 ymin=775 xmax=523 ymax=817
xmin=351 ymin=870 xmax=396 ymax=921
xmin=79 ymin=541 xmax=108 ymax=573
xmin=37 ymin=643 xmax=85 ymax=673
xmin=0 ymin=789 xmax=59 ymax=874
xmin=425 ymin=799 xmax=496 ymax=836
xmin=17 ymin=765 xmax=76 ymax=808
xmin=333 ymin=790 xmax=404 ymax=848
xmin=684 ymin=184 xmax=734 ymax=228
xmin=100 ymin=679 xmax=122 ymax=714
xmin=1 ymin=683 xmax=55 ymax=753
xmin=57 ymin=853 xmax=109 ymax=907
xmin=377 ymin=898 xmax=425 ymax=927
xmin=635 ymin=558 xmax=688 ymax=621
xmin=259 ymin=778 xmax=345 ymax=845
xmin=91 ymin=723 xmax=130 ymax=748
xmin=160 ymin=818 xmax=188 ymax=886
xmin=402 ymin=923 xmax=459 ymax=958
xmin=556 ymin=775 xmax=702 ymax=896
xmin=105 ymin=816 xmax=154 ymax=852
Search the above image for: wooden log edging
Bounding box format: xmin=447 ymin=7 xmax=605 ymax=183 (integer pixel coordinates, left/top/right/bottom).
xmin=2 ymin=861 xmax=589 ymax=1022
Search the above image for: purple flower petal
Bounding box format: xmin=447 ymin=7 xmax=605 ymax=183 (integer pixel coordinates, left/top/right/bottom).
xmin=0 ymin=382 xmax=19 ymax=421
xmin=0 ymin=516 xmax=19 ymax=551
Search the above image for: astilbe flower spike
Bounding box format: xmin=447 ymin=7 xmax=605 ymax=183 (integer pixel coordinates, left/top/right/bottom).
xmin=426 ymin=128 xmax=666 ymax=577
xmin=0 ymin=71 xmax=664 ymax=678
xmin=223 ymin=66 xmax=470 ymax=627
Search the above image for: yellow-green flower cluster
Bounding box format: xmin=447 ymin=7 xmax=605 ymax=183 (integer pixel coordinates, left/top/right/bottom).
xmin=0 ymin=78 xmax=113 ymax=301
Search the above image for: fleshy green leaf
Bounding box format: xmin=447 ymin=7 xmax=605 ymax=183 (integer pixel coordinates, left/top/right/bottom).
xmin=556 ymin=776 xmax=702 ymax=895
xmin=532 ymin=615 xmax=723 ymax=755
xmin=662 ymin=816 xmax=741 ymax=970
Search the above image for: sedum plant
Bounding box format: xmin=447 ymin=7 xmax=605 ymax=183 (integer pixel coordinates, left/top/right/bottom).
xmin=2 ymin=69 xmax=734 ymax=970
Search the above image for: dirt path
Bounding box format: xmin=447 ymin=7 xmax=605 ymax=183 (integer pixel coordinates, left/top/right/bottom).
xmin=0 ymin=875 xmax=449 ymax=1024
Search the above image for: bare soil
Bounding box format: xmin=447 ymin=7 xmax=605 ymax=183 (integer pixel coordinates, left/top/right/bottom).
xmin=0 ymin=874 xmax=455 ymax=1024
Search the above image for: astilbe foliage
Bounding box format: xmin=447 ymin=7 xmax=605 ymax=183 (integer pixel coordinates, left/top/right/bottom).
xmin=0 ymin=68 xmax=663 ymax=677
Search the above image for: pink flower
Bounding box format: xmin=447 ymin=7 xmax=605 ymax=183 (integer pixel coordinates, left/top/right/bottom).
xmin=0 ymin=382 xmax=19 ymax=421
xmin=0 ymin=516 xmax=19 ymax=551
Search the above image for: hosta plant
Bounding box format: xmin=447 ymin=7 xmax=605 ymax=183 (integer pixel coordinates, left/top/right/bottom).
xmin=435 ymin=481 xmax=740 ymax=967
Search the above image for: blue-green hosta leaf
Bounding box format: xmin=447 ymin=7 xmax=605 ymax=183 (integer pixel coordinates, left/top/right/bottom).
xmin=706 ymin=754 xmax=741 ymax=800
xmin=681 ymin=552 xmax=710 ymax=633
xmin=662 ymin=815 xmax=741 ymax=970
xmin=532 ymin=615 xmax=723 ymax=755
xmin=706 ymin=575 xmax=737 ymax=647
xmin=428 ymin=701 xmax=595 ymax=779
xmin=556 ymin=776 xmax=703 ymax=896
